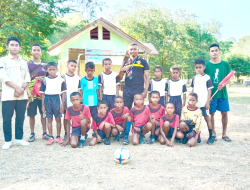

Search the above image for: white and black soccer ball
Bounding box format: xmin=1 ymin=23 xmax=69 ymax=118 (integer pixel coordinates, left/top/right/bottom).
xmin=114 ymin=147 xmax=130 ymax=164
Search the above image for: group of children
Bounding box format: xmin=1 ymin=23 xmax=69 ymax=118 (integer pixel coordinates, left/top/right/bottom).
xmin=30 ymin=52 xmax=215 ymax=148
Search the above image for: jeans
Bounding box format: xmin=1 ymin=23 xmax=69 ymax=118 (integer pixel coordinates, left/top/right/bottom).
xmin=2 ymin=100 xmax=27 ymax=142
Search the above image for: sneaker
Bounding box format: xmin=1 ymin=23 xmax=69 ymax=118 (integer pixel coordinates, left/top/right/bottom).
xmin=42 ymin=133 xmax=50 ymax=140
xmin=78 ymin=139 xmax=86 ymax=148
xmin=146 ymin=135 xmax=155 ymax=144
xmin=123 ymin=136 xmax=129 ymax=145
xmin=120 ymin=132 xmax=125 ymax=138
xmin=28 ymin=134 xmax=35 ymax=142
xmin=207 ymin=136 xmax=214 ymax=145
xmin=2 ymin=142 xmax=12 ymax=150
xmin=104 ymin=137 xmax=110 ymax=145
xmin=46 ymin=138 xmax=54 ymax=145
xmin=139 ymin=135 xmax=145 ymax=144
xmin=56 ymin=137 xmax=64 ymax=144
xmin=14 ymin=139 xmax=30 ymax=146
xmin=114 ymin=133 xmax=120 ymax=142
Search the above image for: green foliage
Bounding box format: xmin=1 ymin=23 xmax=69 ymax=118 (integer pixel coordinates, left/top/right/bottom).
xmin=109 ymin=0 xmax=232 ymax=78
xmin=226 ymin=54 xmax=250 ymax=78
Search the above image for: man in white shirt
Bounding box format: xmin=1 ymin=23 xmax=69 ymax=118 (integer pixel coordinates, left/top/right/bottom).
xmin=0 ymin=37 xmax=31 ymax=150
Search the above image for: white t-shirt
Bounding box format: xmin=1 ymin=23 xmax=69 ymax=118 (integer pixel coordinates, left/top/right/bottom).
xmin=98 ymin=71 xmax=119 ymax=95
xmin=191 ymin=74 xmax=214 ymax=107
xmin=166 ymin=79 xmax=187 ymax=96
xmin=40 ymin=76 xmax=67 ymax=95
xmin=61 ymin=73 xmax=80 ymax=108
xmin=148 ymin=78 xmax=167 ymax=97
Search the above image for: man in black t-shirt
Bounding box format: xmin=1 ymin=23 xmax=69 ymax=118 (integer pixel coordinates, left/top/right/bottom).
xmin=118 ymin=43 xmax=150 ymax=109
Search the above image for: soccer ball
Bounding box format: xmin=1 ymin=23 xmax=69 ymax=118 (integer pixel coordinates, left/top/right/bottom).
xmin=114 ymin=147 xmax=130 ymax=164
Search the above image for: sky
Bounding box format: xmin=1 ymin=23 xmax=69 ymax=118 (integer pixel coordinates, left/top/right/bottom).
xmin=96 ymin=0 xmax=250 ymax=41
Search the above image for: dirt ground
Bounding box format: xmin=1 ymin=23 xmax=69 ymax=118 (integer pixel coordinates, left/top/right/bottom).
xmin=0 ymin=87 xmax=250 ymax=190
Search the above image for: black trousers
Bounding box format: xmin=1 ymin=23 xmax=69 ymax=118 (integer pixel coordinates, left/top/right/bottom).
xmin=123 ymin=87 xmax=144 ymax=110
xmin=2 ymin=100 xmax=27 ymax=142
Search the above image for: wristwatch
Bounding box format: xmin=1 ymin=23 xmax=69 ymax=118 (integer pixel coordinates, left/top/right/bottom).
xmin=21 ymin=85 xmax=26 ymax=90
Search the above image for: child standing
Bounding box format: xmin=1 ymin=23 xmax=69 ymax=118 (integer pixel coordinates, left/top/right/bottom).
xmin=178 ymin=93 xmax=202 ymax=147
xmin=61 ymin=59 xmax=81 ymax=140
xmin=110 ymin=96 xmax=132 ymax=144
xmin=157 ymin=102 xmax=179 ymax=147
xmin=166 ymin=66 xmax=187 ymax=116
xmin=80 ymin=62 xmax=101 ymax=117
xmin=191 ymin=59 xmax=214 ymax=144
xmin=147 ymin=91 xmax=165 ymax=144
xmin=130 ymin=94 xmax=152 ymax=145
xmin=63 ymin=92 xmax=91 ymax=148
xmin=89 ymin=100 xmax=116 ymax=146
xmin=148 ymin=65 xmax=167 ymax=107
xmin=98 ymin=58 xmax=120 ymax=111
xmin=40 ymin=62 xmax=67 ymax=145
xmin=27 ymin=43 xmax=49 ymax=142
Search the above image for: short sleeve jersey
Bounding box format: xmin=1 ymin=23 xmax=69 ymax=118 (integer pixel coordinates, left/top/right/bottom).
xmin=160 ymin=114 xmax=179 ymax=128
xmin=130 ymin=105 xmax=150 ymax=126
xmin=180 ymin=106 xmax=202 ymax=133
xmin=80 ymin=76 xmax=99 ymax=106
xmin=166 ymin=79 xmax=187 ymax=96
xmin=191 ymin=74 xmax=213 ymax=107
xmin=98 ymin=71 xmax=119 ymax=95
xmin=110 ymin=106 xmax=131 ymax=125
xmin=40 ymin=76 xmax=67 ymax=95
xmin=65 ymin=105 xmax=91 ymax=128
xmin=148 ymin=78 xmax=168 ymax=97
xmin=61 ymin=73 xmax=81 ymax=108
xmin=122 ymin=57 xmax=149 ymax=90
xmin=91 ymin=112 xmax=115 ymax=130
xmin=205 ymin=60 xmax=231 ymax=99
xmin=148 ymin=104 xmax=165 ymax=122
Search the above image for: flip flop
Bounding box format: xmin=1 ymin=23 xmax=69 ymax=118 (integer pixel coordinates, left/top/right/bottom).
xmin=212 ymin=136 xmax=217 ymax=141
xmin=222 ymin=136 xmax=231 ymax=142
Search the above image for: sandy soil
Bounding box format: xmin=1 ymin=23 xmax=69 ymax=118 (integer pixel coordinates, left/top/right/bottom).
xmin=0 ymin=87 xmax=250 ymax=190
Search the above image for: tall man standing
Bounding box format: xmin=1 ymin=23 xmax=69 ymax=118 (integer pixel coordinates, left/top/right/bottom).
xmin=0 ymin=37 xmax=31 ymax=149
xmin=118 ymin=43 xmax=150 ymax=109
xmin=205 ymin=43 xmax=231 ymax=142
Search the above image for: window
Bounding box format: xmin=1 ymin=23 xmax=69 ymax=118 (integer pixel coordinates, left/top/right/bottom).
xmin=90 ymin=27 xmax=98 ymax=40
xmin=102 ymin=27 xmax=110 ymax=40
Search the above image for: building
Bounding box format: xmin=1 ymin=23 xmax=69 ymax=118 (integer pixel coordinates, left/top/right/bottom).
xmin=48 ymin=17 xmax=158 ymax=77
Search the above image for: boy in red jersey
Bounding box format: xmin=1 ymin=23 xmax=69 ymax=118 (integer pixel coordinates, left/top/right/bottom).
xmin=89 ymin=100 xmax=116 ymax=146
xmin=110 ymin=96 xmax=132 ymax=144
xmin=157 ymin=102 xmax=179 ymax=147
xmin=63 ymin=92 xmax=91 ymax=148
xmin=147 ymin=91 xmax=165 ymax=144
xmin=130 ymin=94 xmax=152 ymax=145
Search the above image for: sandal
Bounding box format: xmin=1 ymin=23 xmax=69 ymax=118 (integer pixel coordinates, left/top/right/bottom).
xmin=222 ymin=136 xmax=231 ymax=142
xmin=212 ymin=135 xmax=217 ymax=141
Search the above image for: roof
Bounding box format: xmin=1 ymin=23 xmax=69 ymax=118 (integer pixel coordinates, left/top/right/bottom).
xmin=48 ymin=17 xmax=158 ymax=55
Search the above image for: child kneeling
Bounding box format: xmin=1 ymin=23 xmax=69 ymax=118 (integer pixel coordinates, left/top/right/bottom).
xmin=89 ymin=100 xmax=116 ymax=146
xmin=177 ymin=93 xmax=202 ymax=147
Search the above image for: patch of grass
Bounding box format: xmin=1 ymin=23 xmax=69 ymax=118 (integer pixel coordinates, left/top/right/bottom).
xmin=229 ymin=96 xmax=250 ymax=104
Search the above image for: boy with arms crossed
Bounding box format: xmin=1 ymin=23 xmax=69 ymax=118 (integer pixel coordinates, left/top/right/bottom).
xmin=89 ymin=100 xmax=116 ymax=146
xmin=191 ymin=59 xmax=214 ymax=144
xmin=40 ymin=62 xmax=66 ymax=145
xmin=27 ymin=43 xmax=49 ymax=142
xmin=130 ymin=94 xmax=152 ymax=145
xmin=147 ymin=91 xmax=165 ymax=144
xmin=98 ymin=58 xmax=120 ymax=111
xmin=110 ymin=96 xmax=132 ymax=144
xmin=63 ymin=92 xmax=91 ymax=148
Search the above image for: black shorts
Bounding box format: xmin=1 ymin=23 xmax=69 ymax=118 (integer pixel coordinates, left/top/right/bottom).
xmin=102 ymin=95 xmax=116 ymax=111
xmin=123 ymin=87 xmax=144 ymax=109
xmin=89 ymin=106 xmax=98 ymax=117
xmin=27 ymin=99 xmax=43 ymax=117
xmin=44 ymin=95 xmax=62 ymax=118
xmin=200 ymin=107 xmax=209 ymax=116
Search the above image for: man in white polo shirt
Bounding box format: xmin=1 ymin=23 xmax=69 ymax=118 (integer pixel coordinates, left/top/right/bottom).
xmin=0 ymin=37 xmax=31 ymax=150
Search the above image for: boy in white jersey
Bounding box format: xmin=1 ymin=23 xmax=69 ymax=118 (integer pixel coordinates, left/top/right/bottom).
xmin=61 ymin=60 xmax=81 ymax=143
xmin=98 ymin=58 xmax=120 ymax=111
xmin=191 ymin=59 xmax=214 ymax=144
xmin=166 ymin=66 xmax=187 ymax=117
xmin=148 ymin=65 xmax=167 ymax=106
